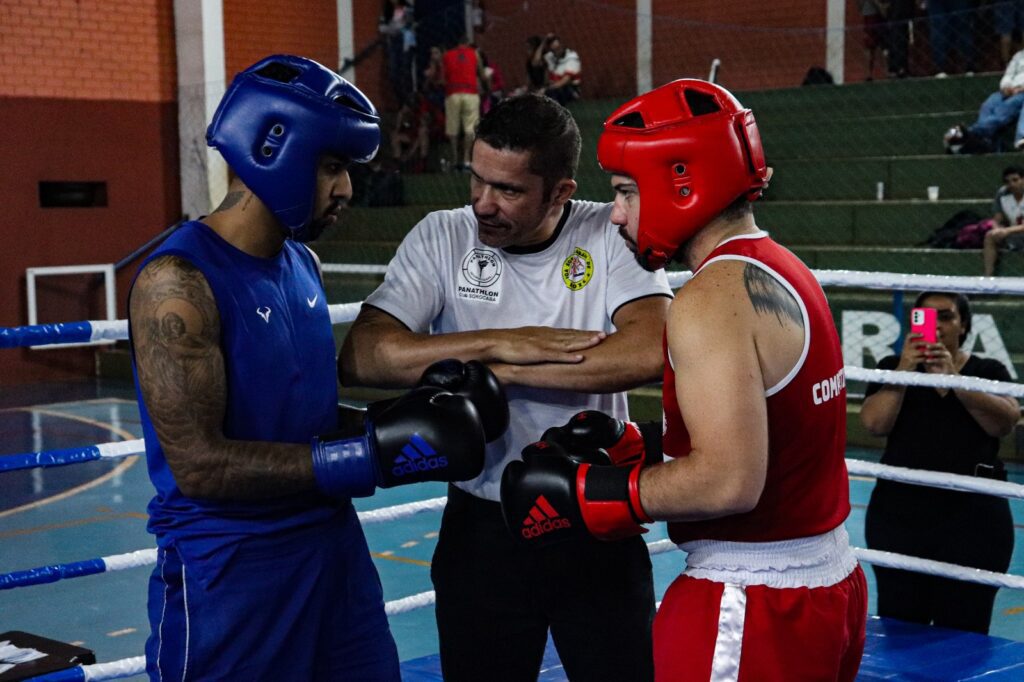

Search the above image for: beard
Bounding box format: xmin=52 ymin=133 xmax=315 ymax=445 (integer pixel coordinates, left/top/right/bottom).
xmin=298 ymin=200 xmax=346 ymax=242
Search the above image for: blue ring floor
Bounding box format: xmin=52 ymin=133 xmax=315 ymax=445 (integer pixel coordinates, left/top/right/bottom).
xmin=2 ymin=381 xmax=1024 ymax=681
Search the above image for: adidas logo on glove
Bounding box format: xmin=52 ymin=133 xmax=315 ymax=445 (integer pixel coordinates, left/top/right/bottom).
xmin=392 ymin=434 xmax=449 ymax=477
xmin=520 ymin=495 xmax=571 ymax=539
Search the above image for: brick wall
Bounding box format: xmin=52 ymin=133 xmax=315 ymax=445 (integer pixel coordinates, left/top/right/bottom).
xmin=223 ymin=0 xmax=338 ymax=82
xmin=1 ymin=0 xmax=179 ymax=384
xmin=0 ymin=0 xmax=175 ymax=101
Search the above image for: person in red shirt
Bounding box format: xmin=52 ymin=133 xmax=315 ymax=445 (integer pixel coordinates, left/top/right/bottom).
xmin=442 ymin=36 xmax=484 ymax=171
xmin=501 ymin=79 xmax=868 ymax=681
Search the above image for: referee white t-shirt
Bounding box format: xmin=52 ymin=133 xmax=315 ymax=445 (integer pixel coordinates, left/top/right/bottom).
xmin=364 ymin=200 xmax=673 ymax=502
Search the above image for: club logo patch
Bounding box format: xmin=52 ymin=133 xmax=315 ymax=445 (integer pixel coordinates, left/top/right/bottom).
xmin=561 ymin=247 xmax=594 ymax=291
xmin=458 ymin=248 xmax=503 ymax=304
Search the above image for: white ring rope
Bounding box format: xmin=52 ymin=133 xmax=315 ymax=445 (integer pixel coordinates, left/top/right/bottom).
xmin=80 ymin=655 xmax=146 ymax=681
xmin=94 ymin=440 xmax=145 ymax=459
xmin=846 ymin=459 xmax=1024 ymax=498
xmin=356 ymin=496 xmax=447 ymax=523
xmin=101 ymin=549 xmax=158 ymax=572
xmin=87 ymin=320 xmax=128 ymax=343
xmin=846 ymin=367 xmax=1024 ymax=398
xmin=317 ymin=263 xmax=1024 ymax=296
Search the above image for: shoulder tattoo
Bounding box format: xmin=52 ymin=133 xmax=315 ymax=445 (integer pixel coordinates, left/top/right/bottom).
xmin=742 ymin=263 xmax=804 ymax=329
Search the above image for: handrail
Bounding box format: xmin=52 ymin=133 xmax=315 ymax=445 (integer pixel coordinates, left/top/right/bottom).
xmin=340 ymin=36 xmax=385 ymax=76
xmin=113 ymin=219 xmax=186 ymax=273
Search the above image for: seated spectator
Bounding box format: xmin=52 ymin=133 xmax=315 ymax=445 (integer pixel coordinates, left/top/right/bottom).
xmin=524 ymin=35 xmax=548 ymax=95
xmin=543 ymin=34 xmax=581 ymax=105
xmin=983 ymin=165 xmax=1024 ymax=276
xmin=944 ymin=48 xmax=1024 ymax=154
xmin=861 ymin=291 xmax=1017 ymax=635
xmin=422 ymin=45 xmax=446 ymax=111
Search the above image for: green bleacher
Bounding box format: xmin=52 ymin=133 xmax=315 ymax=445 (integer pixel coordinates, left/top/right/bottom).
xmin=316 ymin=74 xmax=1024 ymax=455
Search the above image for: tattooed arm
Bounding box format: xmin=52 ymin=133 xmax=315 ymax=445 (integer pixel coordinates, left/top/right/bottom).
xmin=636 ymin=260 xmax=804 ymax=521
xmin=129 ymin=255 xmax=315 ymax=500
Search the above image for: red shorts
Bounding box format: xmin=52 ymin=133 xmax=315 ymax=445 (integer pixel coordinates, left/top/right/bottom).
xmin=653 ymin=565 xmax=867 ymax=681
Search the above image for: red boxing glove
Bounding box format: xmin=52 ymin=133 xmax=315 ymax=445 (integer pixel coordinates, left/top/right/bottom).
xmin=500 ymin=441 xmax=652 ymax=547
xmin=541 ymin=410 xmax=646 ymax=466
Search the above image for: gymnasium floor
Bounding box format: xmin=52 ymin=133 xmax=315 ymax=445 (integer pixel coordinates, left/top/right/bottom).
xmin=2 ymin=380 xmax=1024 ymax=680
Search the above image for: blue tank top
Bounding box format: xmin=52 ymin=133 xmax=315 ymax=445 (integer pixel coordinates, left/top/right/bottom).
xmin=130 ymin=221 xmax=346 ymax=585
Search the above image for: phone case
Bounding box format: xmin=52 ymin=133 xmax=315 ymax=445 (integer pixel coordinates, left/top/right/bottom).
xmin=910 ymin=307 xmax=937 ymax=343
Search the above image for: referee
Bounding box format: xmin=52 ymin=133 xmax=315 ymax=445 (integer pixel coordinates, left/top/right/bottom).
xmin=341 ymin=93 xmax=671 ymax=681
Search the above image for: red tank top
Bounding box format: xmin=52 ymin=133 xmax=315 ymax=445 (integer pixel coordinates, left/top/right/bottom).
xmin=443 ymin=46 xmax=478 ymax=95
xmin=662 ymin=232 xmax=850 ymax=543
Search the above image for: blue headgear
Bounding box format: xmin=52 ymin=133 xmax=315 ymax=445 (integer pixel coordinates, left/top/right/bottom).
xmin=207 ymin=54 xmax=380 ymax=241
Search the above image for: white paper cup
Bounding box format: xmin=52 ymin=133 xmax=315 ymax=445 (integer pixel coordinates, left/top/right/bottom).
xmin=927 ymin=186 xmax=940 ymax=201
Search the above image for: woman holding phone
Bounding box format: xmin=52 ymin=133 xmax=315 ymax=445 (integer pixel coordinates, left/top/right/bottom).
xmin=860 ymin=291 xmax=1019 ymax=634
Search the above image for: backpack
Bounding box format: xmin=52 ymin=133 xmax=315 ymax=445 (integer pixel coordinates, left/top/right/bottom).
xmin=802 ymin=67 xmax=834 ymax=86
xmin=954 ymin=218 xmax=995 ymax=248
xmin=922 ymin=209 xmax=983 ymax=248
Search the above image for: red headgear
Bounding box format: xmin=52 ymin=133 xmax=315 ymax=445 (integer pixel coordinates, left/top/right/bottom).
xmin=597 ymin=79 xmax=769 ymax=270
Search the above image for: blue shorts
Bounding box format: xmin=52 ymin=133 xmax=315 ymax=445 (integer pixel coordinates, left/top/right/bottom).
xmin=145 ymin=508 xmax=399 ymax=681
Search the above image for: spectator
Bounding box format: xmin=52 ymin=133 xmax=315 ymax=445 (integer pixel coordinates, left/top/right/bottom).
xmin=443 ymin=35 xmax=484 ymax=171
xmin=422 ymin=45 xmax=446 ymax=111
xmin=391 ymin=93 xmax=431 ymax=173
xmin=479 ymin=49 xmax=506 ymax=114
xmin=861 ymin=292 xmax=1018 ymax=635
xmin=927 ymin=0 xmax=976 ymax=76
xmin=524 ymin=35 xmax=548 ymax=94
xmin=860 ymin=0 xmax=889 ymax=81
xmin=886 ymin=0 xmax=914 ymax=78
xmin=943 ymin=48 xmax=1024 ymax=154
xmin=544 ymin=34 xmax=582 ymax=105
xmin=379 ymin=0 xmax=415 ymax=103
xmin=994 ymin=0 xmax=1024 ymax=67
xmin=983 ymin=165 xmax=1024 ymax=276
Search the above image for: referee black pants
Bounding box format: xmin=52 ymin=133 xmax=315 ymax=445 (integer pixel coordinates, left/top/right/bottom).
xmin=431 ymin=485 xmax=655 ymax=682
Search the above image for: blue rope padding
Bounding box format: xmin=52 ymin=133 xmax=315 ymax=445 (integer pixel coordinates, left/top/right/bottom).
xmin=25 ymin=667 xmax=87 ymax=681
xmin=0 ymin=321 xmax=93 ymax=348
xmin=0 ymin=558 xmax=106 ymax=591
xmin=0 ymin=445 xmax=102 ymax=473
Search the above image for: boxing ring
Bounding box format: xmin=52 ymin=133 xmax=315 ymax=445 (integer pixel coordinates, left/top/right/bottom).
xmin=3 ymin=268 xmax=1024 ymax=680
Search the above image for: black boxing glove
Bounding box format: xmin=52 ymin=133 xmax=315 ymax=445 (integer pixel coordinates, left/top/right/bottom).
xmin=500 ymin=440 xmax=652 ymax=548
xmin=541 ymin=410 xmax=662 ymax=467
xmin=311 ymin=386 xmax=486 ymax=497
xmin=418 ymin=359 xmax=509 ymax=442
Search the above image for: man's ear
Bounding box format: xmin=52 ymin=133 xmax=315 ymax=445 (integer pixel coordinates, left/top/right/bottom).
xmin=550 ymin=178 xmax=578 ymax=206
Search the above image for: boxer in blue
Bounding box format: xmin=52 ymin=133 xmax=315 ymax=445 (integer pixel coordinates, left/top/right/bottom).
xmin=128 ymin=55 xmax=505 ymax=681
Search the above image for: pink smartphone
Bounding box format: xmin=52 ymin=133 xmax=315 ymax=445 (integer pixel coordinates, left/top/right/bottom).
xmin=910 ymin=307 xmax=937 ymax=343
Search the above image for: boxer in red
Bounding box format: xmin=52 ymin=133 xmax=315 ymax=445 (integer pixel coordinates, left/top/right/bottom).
xmin=501 ymin=79 xmax=867 ymax=681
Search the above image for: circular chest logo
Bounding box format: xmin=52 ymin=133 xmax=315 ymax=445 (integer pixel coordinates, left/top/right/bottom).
xmin=561 ymin=247 xmax=594 ymax=291
xmin=461 ymin=249 xmax=502 ymax=287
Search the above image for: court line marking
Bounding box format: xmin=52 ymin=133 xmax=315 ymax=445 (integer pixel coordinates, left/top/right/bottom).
xmin=106 ymin=628 xmax=137 ymax=637
xmin=0 ymin=397 xmax=135 ymax=413
xmin=371 ymin=552 xmax=430 ymax=567
xmin=0 ymin=511 xmax=148 ymax=539
xmin=0 ymin=406 xmax=140 ymax=519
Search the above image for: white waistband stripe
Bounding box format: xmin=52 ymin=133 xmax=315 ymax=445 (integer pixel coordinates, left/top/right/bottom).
xmin=710 ymin=584 xmax=746 ymax=682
